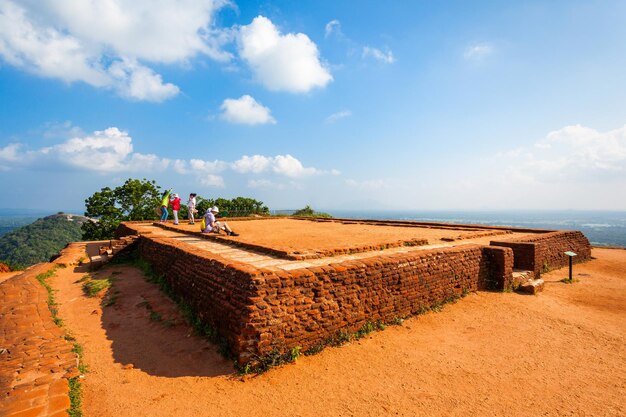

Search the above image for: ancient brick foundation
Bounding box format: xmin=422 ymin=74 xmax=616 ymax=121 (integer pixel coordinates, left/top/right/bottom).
xmin=118 ymin=221 xmax=591 ymax=365
xmin=491 ymin=230 xmax=591 ymax=275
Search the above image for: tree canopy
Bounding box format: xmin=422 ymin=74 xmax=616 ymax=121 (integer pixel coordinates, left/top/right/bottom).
xmin=82 ymin=178 xmax=271 ymax=240
xmin=82 ymin=178 xmax=162 ymax=240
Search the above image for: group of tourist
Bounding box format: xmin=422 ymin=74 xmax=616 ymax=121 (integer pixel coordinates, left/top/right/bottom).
xmin=158 ymin=191 xmax=239 ymax=237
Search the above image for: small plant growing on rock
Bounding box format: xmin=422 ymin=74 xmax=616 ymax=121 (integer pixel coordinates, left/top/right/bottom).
xmin=290 ymin=346 xmax=302 ymax=361
xmin=82 ymin=277 xmax=112 ymax=297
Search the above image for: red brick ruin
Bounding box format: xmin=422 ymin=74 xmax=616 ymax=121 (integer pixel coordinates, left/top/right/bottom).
xmin=115 ymin=218 xmax=591 ymax=366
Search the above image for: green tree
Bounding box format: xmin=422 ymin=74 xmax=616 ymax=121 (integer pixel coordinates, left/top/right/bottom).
xmin=195 ymin=196 xmax=269 ymax=218
xmin=82 ymin=178 xmax=162 ymax=240
xmin=293 ymin=205 xmax=333 ymax=218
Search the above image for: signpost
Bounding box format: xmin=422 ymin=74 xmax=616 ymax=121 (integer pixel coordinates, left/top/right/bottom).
xmin=564 ymin=251 xmax=577 ymax=281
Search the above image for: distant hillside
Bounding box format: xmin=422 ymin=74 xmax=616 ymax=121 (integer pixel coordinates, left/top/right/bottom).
xmin=0 ymin=213 xmax=87 ymax=268
xmin=0 ymin=216 xmax=40 ymax=237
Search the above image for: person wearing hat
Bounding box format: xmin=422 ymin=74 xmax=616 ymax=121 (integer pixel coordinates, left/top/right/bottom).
xmin=202 ymin=206 xmax=239 ymax=236
xmin=170 ymin=193 xmax=181 ymax=225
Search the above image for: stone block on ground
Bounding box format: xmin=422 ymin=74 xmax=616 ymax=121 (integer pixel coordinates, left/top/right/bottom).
xmin=518 ymin=278 xmax=544 ymax=295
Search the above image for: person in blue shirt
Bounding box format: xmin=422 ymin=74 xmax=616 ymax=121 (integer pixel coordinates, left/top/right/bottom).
xmin=202 ymin=206 xmax=239 ymax=236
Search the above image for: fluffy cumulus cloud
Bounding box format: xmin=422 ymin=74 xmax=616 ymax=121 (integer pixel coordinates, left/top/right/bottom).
xmin=232 ymin=154 xmax=322 ymax=177
xmin=220 ymin=95 xmax=276 ymax=125
xmin=362 ymin=46 xmax=395 ymax=64
xmin=107 ymin=59 xmax=179 ymax=102
xmin=0 ymin=127 xmax=168 ymax=172
xmin=231 ymin=155 xmax=272 ymax=174
xmin=498 ymin=124 xmax=626 ymax=182
xmin=238 ymin=16 xmax=332 ymax=93
xmin=0 ymin=125 xmax=340 ymax=191
xmin=0 ymin=0 xmax=228 ymax=101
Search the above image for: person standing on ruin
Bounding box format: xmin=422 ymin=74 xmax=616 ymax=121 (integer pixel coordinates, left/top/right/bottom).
xmin=170 ymin=193 xmax=181 ymax=225
xmin=202 ymin=206 xmax=239 ymax=236
xmin=187 ymin=193 xmax=197 ymax=225
xmin=159 ymin=189 xmax=171 ymax=223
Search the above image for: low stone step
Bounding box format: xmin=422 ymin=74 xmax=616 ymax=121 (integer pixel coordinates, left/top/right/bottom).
xmin=518 ymin=278 xmax=544 ymax=295
xmin=512 ymin=269 xmax=535 ymax=288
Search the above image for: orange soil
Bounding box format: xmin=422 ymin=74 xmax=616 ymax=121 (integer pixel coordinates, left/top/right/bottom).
xmin=166 ymin=218 xmax=526 ymax=255
xmin=0 ymin=271 xmax=20 ymax=284
xmin=51 ymin=247 xmax=625 ymax=417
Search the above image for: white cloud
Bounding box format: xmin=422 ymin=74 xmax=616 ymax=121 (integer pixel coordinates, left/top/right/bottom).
xmin=0 ymin=1 xmax=109 ymax=86
xmin=220 ymin=95 xmax=276 ymax=125
xmin=272 ymin=154 xmax=319 ymax=177
xmin=53 ymin=127 xmax=169 ymax=172
xmin=200 ymin=174 xmax=225 ymax=187
xmin=0 ymin=143 xmax=21 ymax=161
xmin=463 ymin=43 xmax=494 ymax=61
xmin=494 ymin=124 xmax=626 ymax=184
xmin=232 ymin=154 xmax=325 ymax=177
xmin=238 ymin=16 xmax=332 ymax=93
xmin=324 ymin=20 xmax=341 ymax=38
xmin=232 ymin=155 xmax=272 ymax=174
xmin=325 ymin=110 xmax=352 ymax=124
xmin=2 ymin=126 xmax=340 ymax=189
xmin=172 ymin=159 xmax=189 ymax=175
xmin=52 ymin=127 xmax=133 ymax=171
xmin=0 ymin=0 xmax=229 ymax=101
xmin=362 ymin=46 xmax=395 ymax=64
xmin=107 ymin=59 xmax=179 ymax=102
xmin=0 ymin=127 xmax=168 ymax=172
xmin=189 ymin=158 xmax=228 ymax=173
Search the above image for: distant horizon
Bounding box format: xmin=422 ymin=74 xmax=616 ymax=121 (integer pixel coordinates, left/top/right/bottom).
xmin=1 ymin=207 xmax=626 ymax=216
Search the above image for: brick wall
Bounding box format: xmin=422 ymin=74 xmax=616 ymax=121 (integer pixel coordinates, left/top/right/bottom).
xmin=121 ymin=224 xmax=514 ymax=363
xmin=491 ymin=230 xmax=591 ymax=275
xmin=245 ymin=244 xmax=511 ymax=360
xmin=481 ymin=246 xmax=514 ymax=289
xmin=136 ymin=236 xmax=259 ymax=358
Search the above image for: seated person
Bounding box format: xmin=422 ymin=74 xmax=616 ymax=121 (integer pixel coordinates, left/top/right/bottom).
xmin=202 ymin=206 xmax=239 ymax=236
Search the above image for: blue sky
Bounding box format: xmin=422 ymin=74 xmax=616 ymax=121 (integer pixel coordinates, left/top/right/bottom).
xmin=1 ymin=0 xmax=625 ymax=212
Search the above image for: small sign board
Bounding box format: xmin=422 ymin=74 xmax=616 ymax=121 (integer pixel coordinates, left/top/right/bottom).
xmin=564 ymin=251 xmax=577 ymax=257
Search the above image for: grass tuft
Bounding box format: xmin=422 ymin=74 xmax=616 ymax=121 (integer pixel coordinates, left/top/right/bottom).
xmin=35 ymin=266 xmax=84 ymax=417
xmin=82 ymin=278 xmax=112 ymax=297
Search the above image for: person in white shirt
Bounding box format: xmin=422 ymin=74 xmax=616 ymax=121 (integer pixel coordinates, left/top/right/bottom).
xmin=202 ymin=206 xmax=239 ymax=236
xmin=187 ymin=193 xmax=197 ymax=224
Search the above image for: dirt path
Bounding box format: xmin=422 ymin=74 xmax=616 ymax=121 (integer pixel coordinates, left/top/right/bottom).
xmin=51 ymin=248 xmax=625 ymax=417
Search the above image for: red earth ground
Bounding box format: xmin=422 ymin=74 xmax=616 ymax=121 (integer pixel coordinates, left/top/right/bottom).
xmin=49 ymin=247 xmax=625 ymax=417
